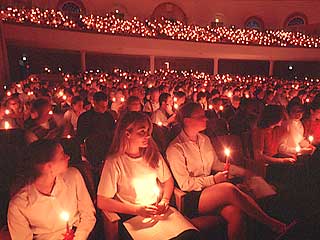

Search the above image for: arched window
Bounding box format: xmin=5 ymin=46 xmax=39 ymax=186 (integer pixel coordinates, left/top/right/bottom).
xmin=57 ymin=0 xmax=86 ymax=18
xmin=245 ymin=16 xmax=264 ymax=31
xmin=211 ymin=13 xmax=224 ymax=27
xmin=287 ymin=17 xmax=305 ymax=26
xmin=285 ymin=13 xmax=307 ymax=27
xmin=151 ymin=2 xmax=187 ymax=24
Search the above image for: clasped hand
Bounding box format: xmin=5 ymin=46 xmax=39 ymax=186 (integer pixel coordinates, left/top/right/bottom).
xmin=136 ymin=199 xmax=169 ymax=218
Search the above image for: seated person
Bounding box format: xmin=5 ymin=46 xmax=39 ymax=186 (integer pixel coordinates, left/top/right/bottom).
xmin=63 ymin=96 xmax=84 ymax=136
xmin=76 ymin=92 xmax=115 ymax=143
xmin=143 ymin=87 xmax=160 ymax=113
xmin=166 ymin=102 xmax=288 ymax=240
xmin=25 ymin=98 xmax=65 ymax=143
xmin=8 ymin=139 xmax=96 ymax=240
xmin=279 ymin=98 xmax=315 ymax=156
xmin=1 ymin=93 xmax=29 ymax=129
xmin=252 ymin=105 xmax=296 ymax=170
xmin=303 ymin=100 xmax=320 ymax=147
xmin=97 ymin=112 xmax=199 ymax=239
xmin=151 ymin=93 xmax=176 ymax=127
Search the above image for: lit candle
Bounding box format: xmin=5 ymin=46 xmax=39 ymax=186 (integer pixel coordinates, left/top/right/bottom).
xmin=308 ymin=135 xmax=314 ymax=144
xmin=174 ymin=103 xmax=179 ymax=110
xmin=49 ymin=110 xmax=53 ymax=115
xmin=209 ymin=104 xmax=213 ymax=110
xmin=120 ymin=97 xmax=125 ymax=102
xmin=4 ymin=109 xmax=10 ymax=115
xmin=153 ymin=186 xmax=160 ymax=206
xmin=224 ymin=148 xmax=231 ymax=172
xmin=60 ymin=211 xmax=70 ymax=233
xmin=67 ymin=134 xmax=71 ymax=139
xmin=157 ymin=121 xmax=163 ymax=126
xmin=173 ymin=97 xmax=177 ymax=102
xmin=4 ymin=121 xmax=10 ymax=130
xmin=219 ymin=105 xmax=224 ymax=111
xmin=295 ymin=145 xmax=301 ymax=154
xmin=62 ymin=95 xmax=67 ymax=100
xmin=112 ymin=97 xmax=116 ymax=102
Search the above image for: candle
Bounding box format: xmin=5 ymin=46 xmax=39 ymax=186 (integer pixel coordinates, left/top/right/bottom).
xmin=295 ymin=145 xmax=301 ymax=154
xmin=120 ymin=97 xmax=125 ymax=102
xmin=219 ymin=105 xmax=224 ymax=111
xmin=112 ymin=97 xmax=116 ymax=102
xmin=173 ymin=97 xmax=177 ymax=102
xmin=67 ymin=134 xmax=71 ymax=139
xmin=62 ymin=95 xmax=67 ymax=100
xmin=153 ymin=186 xmax=160 ymax=206
xmin=308 ymin=135 xmax=314 ymax=143
xmin=174 ymin=103 xmax=179 ymax=110
xmin=209 ymin=104 xmax=213 ymax=110
xmin=4 ymin=109 xmax=10 ymax=115
xmin=4 ymin=121 xmax=10 ymax=130
xmin=157 ymin=121 xmax=163 ymax=126
xmin=60 ymin=211 xmax=70 ymax=233
xmin=224 ymin=148 xmax=231 ymax=172
xmin=49 ymin=110 xmax=53 ymax=115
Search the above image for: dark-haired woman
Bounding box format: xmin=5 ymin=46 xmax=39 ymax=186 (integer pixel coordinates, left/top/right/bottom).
xmin=8 ymin=139 xmax=96 ymax=240
xmin=167 ymin=102 xmax=289 ymax=240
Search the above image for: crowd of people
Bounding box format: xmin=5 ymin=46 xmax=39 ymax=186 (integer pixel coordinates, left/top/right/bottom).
xmin=0 ymin=67 xmax=319 ymax=239
xmin=1 ymin=7 xmax=320 ymax=48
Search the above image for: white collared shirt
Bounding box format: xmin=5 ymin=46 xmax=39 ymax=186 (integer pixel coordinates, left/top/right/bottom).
xmin=166 ymin=130 xmax=244 ymax=192
xmin=8 ymin=168 xmax=96 ymax=240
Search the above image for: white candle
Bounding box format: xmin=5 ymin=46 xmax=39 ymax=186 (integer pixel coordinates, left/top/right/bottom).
xmin=308 ymin=135 xmax=314 ymax=143
xmin=60 ymin=211 xmax=70 ymax=233
xmin=4 ymin=121 xmax=10 ymax=130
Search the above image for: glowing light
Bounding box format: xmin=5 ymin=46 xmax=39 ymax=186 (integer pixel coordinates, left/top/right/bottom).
xmin=6 ymin=91 xmax=11 ymax=97
xmin=112 ymin=97 xmax=116 ymax=102
xmin=120 ymin=97 xmax=125 ymax=102
xmin=60 ymin=211 xmax=70 ymax=222
xmin=295 ymin=145 xmax=301 ymax=153
xmin=219 ymin=105 xmax=224 ymax=111
xmin=174 ymin=103 xmax=179 ymax=109
xmin=224 ymin=148 xmax=231 ymax=157
xmin=5 ymin=109 xmax=10 ymax=115
xmin=157 ymin=121 xmax=163 ymax=126
xmin=308 ymin=136 xmax=314 ymax=143
xmin=49 ymin=110 xmax=53 ymax=115
xmin=4 ymin=121 xmax=10 ymax=130
xmin=62 ymin=95 xmax=67 ymax=100
xmin=209 ymin=104 xmax=213 ymax=110
xmin=67 ymin=134 xmax=71 ymax=139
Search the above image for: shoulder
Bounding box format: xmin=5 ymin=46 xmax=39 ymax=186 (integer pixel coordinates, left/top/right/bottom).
xmin=9 ymin=186 xmax=30 ymax=210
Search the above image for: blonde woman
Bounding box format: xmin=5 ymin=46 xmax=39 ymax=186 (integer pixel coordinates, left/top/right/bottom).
xmin=97 ymin=111 xmax=198 ymax=239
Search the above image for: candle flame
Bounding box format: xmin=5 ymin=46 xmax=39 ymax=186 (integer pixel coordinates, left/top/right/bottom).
xmin=4 ymin=121 xmax=10 ymax=130
xmin=120 ymin=97 xmax=125 ymax=102
xmin=308 ymin=135 xmax=314 ymax=143
xmin=60 ymin=211 xmax=69 ymax=222
xmin=174 ymin=103 xmax=179 ymax=109
xmin=157 ymin=121 xmax=163 ymax=126
xmin=219 ymin=105 xmax=224 ymax=111
xmin=67 ymin=135 xmax=71 ymax=139
xmin=224 ymin=148 xmax=231 ymax=157
xmin=49 ymin=110 xmax=53 ymax=115
xmin=209 ymin=104 xmax=213 ymax=110
xmin=295 ymin=145 xmax=301 ymax=153
xmin=5 ymin=109 xmax=10 ymax=115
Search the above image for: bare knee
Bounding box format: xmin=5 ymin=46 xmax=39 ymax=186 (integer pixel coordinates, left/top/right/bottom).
xmin=220 ymin=205 xmax=244 ymax=224
xmin=218 ymin=182 xmax=240 ymax=199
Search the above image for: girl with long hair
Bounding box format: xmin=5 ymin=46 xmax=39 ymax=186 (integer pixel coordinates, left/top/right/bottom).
xmin=97 ymin=111 xmax=199 ymax=239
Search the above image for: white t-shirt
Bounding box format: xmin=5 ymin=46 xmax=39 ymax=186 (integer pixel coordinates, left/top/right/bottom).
xmin=98 ymin=154 xmax=171 ymax=205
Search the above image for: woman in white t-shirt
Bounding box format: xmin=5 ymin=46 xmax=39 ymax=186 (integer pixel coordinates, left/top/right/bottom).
xmin=97 ymin=111 xmax=199 ymax=239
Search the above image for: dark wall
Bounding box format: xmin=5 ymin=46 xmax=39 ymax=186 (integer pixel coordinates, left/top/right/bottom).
xmin=274 ymin=61 xmax=320 ymax=79
xmin=219 ymin=59 xmax=269 ymax=76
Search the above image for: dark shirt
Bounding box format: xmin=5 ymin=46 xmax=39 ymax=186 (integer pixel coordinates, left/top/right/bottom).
xmin=76 ymin=108 xmax=115 ymax=143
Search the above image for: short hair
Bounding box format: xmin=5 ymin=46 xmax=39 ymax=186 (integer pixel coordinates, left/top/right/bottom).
xmin=176 ymin=102 xmax=202 ymax=126
xmin=159 ymin=93 xmax=171 ymax=106
xmin=31 ymin=98 xmax=50 ymax=114
xmin=93 ymin=91 xmax=108 ymax=102
xmin=287 ymin=97 xmax=303 ymax=114
xmin=258 ymin=105 xmax=284 ymax=129
xmin=174 ymin=91 xmax=186 ymax=99
xmin=197 ymin=92 xmax=206 ymax=101
xmin=71 ymin=95 xmax=82 ymax=105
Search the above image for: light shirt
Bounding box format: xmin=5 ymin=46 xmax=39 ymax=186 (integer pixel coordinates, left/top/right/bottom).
xmin=143 ymin=101 xmax=159 ymax=113
xmin=64 ymin=109 xmax=83 ymax=131
xmin=98 ymin=154 xmax=171 ymax=205
xmin=151 ymin=108 xmax=168 ymax=126
xmin=8 ymin=168 xmax=96 ymax=240
xmin=166 ymin=130 xmax=244 ymax=192
xmin=279 ymin=119 xmax=305 ymax=155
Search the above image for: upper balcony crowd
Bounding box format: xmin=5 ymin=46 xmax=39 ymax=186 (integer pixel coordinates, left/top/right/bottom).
xmin=1 ymin=7 xmax=320 ymax=49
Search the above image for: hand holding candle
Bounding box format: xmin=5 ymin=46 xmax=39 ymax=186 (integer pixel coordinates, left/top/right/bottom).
xmin=60 ymin=211 xmax=74 ymax=240
xmin=224 ymin=148 xmax=231 ymax=172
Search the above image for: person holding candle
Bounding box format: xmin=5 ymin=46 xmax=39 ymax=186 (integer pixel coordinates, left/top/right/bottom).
xmin=166 ymin=102 xmax=290 ymax=240
xmin=97 ymin=111 xmax=199 ymax=239
xmin=151 ymin=93 xmax=176 ymax=127
xmin=303 ymin=100 xmax=320 ymax=147
xmin=7 ymin=139 xmax=96 ymax=240
xmin=278 ymin=98 xmax=315 ymax=156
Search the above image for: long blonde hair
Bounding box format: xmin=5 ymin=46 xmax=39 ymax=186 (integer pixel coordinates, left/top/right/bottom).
xmin=109 ymin=111 xmax=160 ymax=168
